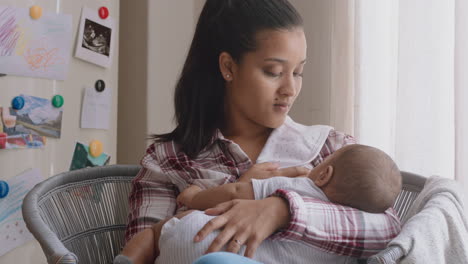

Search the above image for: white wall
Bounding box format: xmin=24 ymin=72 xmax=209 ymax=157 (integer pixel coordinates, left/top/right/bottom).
xmin=146 ymin=1 xmax=197 ymax=136
xmin=0 ymin=0 xmax=120 ymax=263
xmin=118 ymin=1 xmax=201 ymax=164
xmin=288 ymin=0 xmax=333 ymax=126
xmin=289 ymin=0 xmax=357 ymax=135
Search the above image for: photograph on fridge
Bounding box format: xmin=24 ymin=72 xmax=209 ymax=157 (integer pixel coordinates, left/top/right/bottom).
xmin=1 ymin=95 xmax=63 ymax=140
xmin=0 ymin=107 xmax=46 ymax=150
xmin=75 ymin=7 xmax=115 ymax=68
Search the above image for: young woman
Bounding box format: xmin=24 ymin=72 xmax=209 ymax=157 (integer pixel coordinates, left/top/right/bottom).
xmin=121 ymin=0 xmax=401 ymax=263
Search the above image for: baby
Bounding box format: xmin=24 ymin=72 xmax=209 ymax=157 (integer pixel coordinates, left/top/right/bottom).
xmin=116 ymin=144 xmax=402 ymax=264
xmin=178 ymin=144 xmax=401 ymax=214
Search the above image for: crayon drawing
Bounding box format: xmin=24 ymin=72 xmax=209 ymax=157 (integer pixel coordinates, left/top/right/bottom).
xmin=23 ymin=38 xmax=65 ymax=72
xmin=0 ymin=6 xmax=72 ymax=80
xmin=0 ymin=169 xmax=43 ymax=257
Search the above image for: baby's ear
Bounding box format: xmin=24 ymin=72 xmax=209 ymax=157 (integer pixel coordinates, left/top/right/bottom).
xmin=313 ymin=165 xmax=334 ymax=187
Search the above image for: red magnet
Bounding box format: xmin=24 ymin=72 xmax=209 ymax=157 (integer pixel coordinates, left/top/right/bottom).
xmin=99 ymin=7 xmax=109 ymax=19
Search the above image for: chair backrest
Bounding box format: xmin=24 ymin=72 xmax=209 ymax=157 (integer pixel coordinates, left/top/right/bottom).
xmin=393 ymin=171 xmax=427 ymax=219
xmin=23 ymin=165 xmax=140 ymax=264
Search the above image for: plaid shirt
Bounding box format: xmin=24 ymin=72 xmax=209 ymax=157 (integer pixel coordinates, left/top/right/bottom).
xmin=125 ymin=122 xmax=401 ymax=258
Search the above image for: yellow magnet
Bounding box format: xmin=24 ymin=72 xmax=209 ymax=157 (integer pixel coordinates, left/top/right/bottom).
xmin=30 ymin=5 xmax=43 ymax=20
xmin=89 ymin=140 xmax=103 ymax=157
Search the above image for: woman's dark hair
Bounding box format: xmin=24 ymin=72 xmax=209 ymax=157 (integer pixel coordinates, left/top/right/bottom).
xmin=151 ymin=0 xmax=303 ymax=157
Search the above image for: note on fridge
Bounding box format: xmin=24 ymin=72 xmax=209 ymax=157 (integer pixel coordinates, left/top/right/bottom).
xmin=80 ymin=86 xmax=111 ymax=130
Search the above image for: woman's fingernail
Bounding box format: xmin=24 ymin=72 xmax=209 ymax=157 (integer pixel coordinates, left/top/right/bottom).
xmin=194 ymin=235 xmax=200 ymax=242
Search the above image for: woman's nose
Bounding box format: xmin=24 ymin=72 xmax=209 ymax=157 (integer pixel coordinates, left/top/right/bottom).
xmin=278 ymin=75 xmax=297 ymax=97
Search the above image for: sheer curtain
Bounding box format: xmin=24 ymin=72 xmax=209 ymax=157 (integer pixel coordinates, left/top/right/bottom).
xmin=455 ymin=0 xmax=468 ymax=200
xmin=334 ymin=0 xmax=467 ymax=195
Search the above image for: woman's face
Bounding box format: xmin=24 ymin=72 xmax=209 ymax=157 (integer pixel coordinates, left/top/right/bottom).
xmin=224 ymin=28 xmax=307 ymax=131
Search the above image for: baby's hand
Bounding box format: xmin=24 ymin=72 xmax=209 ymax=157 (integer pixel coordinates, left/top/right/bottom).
xmin=177 ymin=185 xmax=202 ymax=208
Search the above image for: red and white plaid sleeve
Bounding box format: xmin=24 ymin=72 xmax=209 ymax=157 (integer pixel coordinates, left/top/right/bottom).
xmin=270 ymin=190 xmax=401 ymax=258
xmin=269 ymin=130 xmax=401 ymax=258
xmin=124 ymin=145 xmax=179 ymax=242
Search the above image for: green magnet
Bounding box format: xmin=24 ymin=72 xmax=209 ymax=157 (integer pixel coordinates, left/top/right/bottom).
xmin=52 ymin=95 xmax=64 ymax=108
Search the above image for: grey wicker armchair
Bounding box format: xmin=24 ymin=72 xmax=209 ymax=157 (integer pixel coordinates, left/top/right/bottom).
xmin=22 ymin=166 xmax=426 ymax=264
xmin=22 ymin=165 xmax=140 ymax=264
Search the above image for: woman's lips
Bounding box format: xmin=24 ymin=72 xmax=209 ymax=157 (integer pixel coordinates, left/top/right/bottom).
xmin=273 ymin=103 xmax=289 ymax=112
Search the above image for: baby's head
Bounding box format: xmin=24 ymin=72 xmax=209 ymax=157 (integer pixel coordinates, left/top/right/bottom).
xmin=309 ymin=144 xmax=402 ymax=213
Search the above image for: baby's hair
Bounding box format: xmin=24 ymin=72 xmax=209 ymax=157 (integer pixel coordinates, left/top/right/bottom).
xmin=329 ymin=144 xmax=402 ymax=213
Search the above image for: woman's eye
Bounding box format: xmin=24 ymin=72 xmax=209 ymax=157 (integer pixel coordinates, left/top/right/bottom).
xmin=264 ymin=70 xmax=281 ymax=77
xmin=294 ymin=72 xmax=304 ymax=78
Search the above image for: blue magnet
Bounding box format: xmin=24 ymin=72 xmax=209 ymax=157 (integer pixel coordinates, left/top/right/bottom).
xmin=12 ymin=96 xmax=25 ymax=110
xmin=0 ymin=180 xmax=9 ymax=198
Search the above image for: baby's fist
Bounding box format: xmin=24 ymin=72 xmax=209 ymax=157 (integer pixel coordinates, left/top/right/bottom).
xmin=177 ymin=185 xmax=202 ymax=208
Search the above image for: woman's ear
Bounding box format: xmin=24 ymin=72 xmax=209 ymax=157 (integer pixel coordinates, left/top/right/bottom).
xmin=219 ymin=52 xmax=235 ymax=82
xmin=313 ymin=165 xmax=334 ymax=187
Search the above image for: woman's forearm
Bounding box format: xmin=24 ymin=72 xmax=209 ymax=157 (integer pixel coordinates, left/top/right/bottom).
xmin=190 ymin=182 xmax=255 ymax=209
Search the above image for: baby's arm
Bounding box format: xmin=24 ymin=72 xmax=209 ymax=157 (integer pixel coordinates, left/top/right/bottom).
xmin=177 ymin=182 xmax=254 ymax=210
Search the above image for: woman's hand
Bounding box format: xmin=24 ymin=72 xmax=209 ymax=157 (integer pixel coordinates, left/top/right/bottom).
xmin=193 ymin=197 xmax=290 ymax=258
xmin=238 ymin=162 xmax=310 ymax=182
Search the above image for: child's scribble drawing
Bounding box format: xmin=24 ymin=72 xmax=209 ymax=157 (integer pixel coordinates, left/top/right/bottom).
xmin=0 ymin=6 xmax=72 ymax=80
xmin=0 ymin=169 xmax=43 ymax=257
xmin=23 ymin=38 xmax=65 ymax=71
xmin=0 ymin=7 xmax=20 ymax=56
